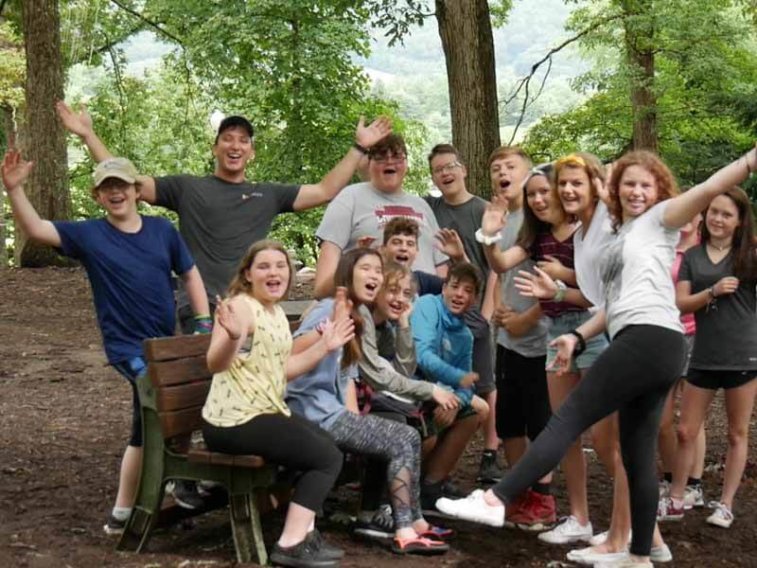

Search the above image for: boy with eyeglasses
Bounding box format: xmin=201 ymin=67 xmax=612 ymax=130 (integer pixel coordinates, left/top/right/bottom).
xmin=424 ymin=144 xmax=503 ymax=485
xmin=314 ymin=134 xmax=448 ymax=298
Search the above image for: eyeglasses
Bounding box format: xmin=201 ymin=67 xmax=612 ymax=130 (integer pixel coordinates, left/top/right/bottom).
xmin=372 ymin=153 xmax=407 ymax=164
xmin=431 ymin=162 xmax=462 ymax=175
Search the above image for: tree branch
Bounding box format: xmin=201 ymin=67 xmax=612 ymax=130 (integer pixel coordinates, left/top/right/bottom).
xmin=502 ymin=13 xmax=625 ymax=145
xmin=108 ymin=0 xmax=184 ymax=46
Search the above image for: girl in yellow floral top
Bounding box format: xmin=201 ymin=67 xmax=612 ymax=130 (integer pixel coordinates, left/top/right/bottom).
xmin=202 ymin=240 xmax=354 ymax=568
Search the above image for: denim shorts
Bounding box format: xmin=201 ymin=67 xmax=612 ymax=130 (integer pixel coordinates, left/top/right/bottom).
xmin=546 ymin=310 xmax=609 ymax=372
xmin=112 ymin=356 xmax=147 ymax=447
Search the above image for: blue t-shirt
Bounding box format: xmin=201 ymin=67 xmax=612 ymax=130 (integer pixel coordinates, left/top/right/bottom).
xmin=286 ymin=299 xmax=356 ymax=430
xmin=53 ymin=216 xmax=195 ymax=364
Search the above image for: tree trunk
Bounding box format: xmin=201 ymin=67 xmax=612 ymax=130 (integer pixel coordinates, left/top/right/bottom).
xmin=435 ymin=0 xmax=500 ymax=200
xmin=621 ymin=0 xmax=657 ymax=152
xmin=18 ymin=0 xmax=70 ymax=267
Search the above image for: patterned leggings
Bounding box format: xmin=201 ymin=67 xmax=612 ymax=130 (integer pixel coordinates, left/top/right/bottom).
xmin=328 ymin=411 xmax=422 ymax=529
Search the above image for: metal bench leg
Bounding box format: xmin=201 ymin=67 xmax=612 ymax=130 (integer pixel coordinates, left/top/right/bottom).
xmin=250 ymin=489 xmax=268 ymax=566
xmin=229 ymin=493 xmax=255 ymax=564
xmin=117 ymin=452 xmax=165 ymax=553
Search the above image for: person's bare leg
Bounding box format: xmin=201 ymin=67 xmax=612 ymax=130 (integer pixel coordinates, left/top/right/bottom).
xmin=482 ymin=390 xmax=500 ymax=451
xmin=503 ymin=436 xmax=527 ymax=467
xmin=691 ymin=424 xmax=706 ymax=479
xmin=425 ymin=414 xmax=481 ymax=482
xmin=720 ymin=379 xmax=756 ymax=509
xmin=547 ymin=370 xmax=589 ymax=524
xmin=278 ymin=502 xmax=317 ymax=547
xmin=670 ymin=384 xmax=715 ymax=501
xmin=114 ymin=445 xmax=142 ymax=509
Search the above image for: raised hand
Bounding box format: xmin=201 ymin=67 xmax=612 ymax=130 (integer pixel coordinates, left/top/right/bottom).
xmin=536 ymin=254 xmax=568 ymax=281
xmin=355 ymin=115 xmax=392 ymax=149
xmin=332 ymin=286 xmax=353 ymax=323
xmin=320 ymin=317 xmax=356 ymax=352
xmin=1 ymin=150 xmax=34 ymax=192
xmin=712 ymin=276 xmax=739 ymax=297
xmin=431 ymin=386 xmax=460 ymax=411
xmin=481 ymin=200 xmax=508 ymax=236
xmin=514 ymin=266 xmax=558 ymax=299
xmin=595 ymin=163 xmax=611 ymax=205
xmin=547 ymin=333 xmax=577 ymax=376
xmin=55 ymin=100 xmax=94 ymax=138
xmin=214 ymin=296 xmax=243 ymax=341
xmin=434 ymin=228 xmax=467 ymax=261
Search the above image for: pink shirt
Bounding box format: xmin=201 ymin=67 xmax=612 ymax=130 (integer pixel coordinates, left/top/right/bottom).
xmin=672 ymin=250 xmax=696 ymax=336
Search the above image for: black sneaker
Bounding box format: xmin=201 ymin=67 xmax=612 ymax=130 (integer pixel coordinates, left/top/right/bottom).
xmin=477 ymin=453 xmax=504 ymax=484
xmin=270 ymin=535 xmax=341 ymax=568
xmin=441 ymin=478 xmax=466 ymax=498
xmin=170 ymin=480 xmax=205 ymax=510
xmin=352 ymin=504 xmax=394 ymax=540
xmin=103 ymin=514 xmax=126 ymax=535
xmin=306 ymin=529 xmax=344 ymax=560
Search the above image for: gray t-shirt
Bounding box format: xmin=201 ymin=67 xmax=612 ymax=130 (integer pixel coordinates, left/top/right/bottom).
xmin=679 ymin=245 xmax=757 ymax=370
xmin=496 ymin=207 xmax=548 ymax=356
xmin=600 ymin=201 xmax=683 ymax=339
xmin=155 ymin=175 xmax=300 ymax=306
xmin=316 ymin=182 xmax=446 ymax=274
xmin=425 ymin=194 xmax=489 ymax=280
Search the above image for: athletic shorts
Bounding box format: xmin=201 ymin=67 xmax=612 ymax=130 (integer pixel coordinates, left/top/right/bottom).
xmin=545 ymin=311 xmax=609 ymax=372
xmin=686 ymin=369 xmax=756 ymax=390
xmin=464 ymin=307 xmax=496 ymax=396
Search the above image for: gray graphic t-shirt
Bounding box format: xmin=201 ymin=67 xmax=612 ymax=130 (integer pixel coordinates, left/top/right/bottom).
xmin=600 ymin=201 xmax=682 ymax=339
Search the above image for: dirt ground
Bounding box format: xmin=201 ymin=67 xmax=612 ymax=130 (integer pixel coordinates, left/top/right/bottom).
xmin=0 ymin=267 xmax=755 ymax=568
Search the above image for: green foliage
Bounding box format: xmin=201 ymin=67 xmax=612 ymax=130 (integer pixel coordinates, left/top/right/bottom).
xmin=524 ymin=0 xmax=757 ymax=197
xmin=0 ymin=22 xmax=24 ymax=110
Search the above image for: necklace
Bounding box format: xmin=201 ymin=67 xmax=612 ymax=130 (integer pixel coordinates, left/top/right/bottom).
xmin=707 ymin=242 xmax=731 ymax=252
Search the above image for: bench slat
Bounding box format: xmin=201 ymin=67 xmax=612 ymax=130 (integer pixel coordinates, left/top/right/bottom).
xmin=156 ymin=381 xmax=211 ymax=412
xmin=188 ymin=448 xmax=265 ymax=469
xmin=150 ymin=356 xmax=212 ymax=387
xmin=145 ymin=335 xmax=212 ymax=362
xmin=158 ymin=407 xmax=204 ymax=439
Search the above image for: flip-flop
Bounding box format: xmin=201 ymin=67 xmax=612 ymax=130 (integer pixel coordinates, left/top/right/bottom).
xmin=391 ymin=535 xmax=450 ymax=555
xmin=418 ymin=525 xmax=455 ymax=540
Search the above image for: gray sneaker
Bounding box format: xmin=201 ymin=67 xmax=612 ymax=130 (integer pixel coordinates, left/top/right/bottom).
xmin=170 ymin=480 xmax=205 ymax=510
xmin=477 ymin=453 xmax=504 ymax=484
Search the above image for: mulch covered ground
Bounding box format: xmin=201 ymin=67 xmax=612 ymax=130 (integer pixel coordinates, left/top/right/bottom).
xmin=0 ymin=267 xmax=755 ymax=567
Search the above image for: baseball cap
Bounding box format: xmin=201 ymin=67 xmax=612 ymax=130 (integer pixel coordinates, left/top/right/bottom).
xmin=93 ymin=157 xmax=138 ymax=187
xmin=215 ymin=115 xmax=254 ymax=142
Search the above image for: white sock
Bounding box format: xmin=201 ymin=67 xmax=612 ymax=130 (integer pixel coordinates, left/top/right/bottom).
xmin=111 ymin=506 xmax=131 ymax=521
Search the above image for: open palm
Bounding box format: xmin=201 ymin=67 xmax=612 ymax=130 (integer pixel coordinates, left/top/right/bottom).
xmin=1 ymin=150 xmax=33 ymax=191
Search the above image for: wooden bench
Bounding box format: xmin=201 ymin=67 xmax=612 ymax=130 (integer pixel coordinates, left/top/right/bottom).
xmin=117 ymin=334 xmax=274 ymax=564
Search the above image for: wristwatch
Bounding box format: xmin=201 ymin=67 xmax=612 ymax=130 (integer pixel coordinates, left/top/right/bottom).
xmin=475 ymin=228 xmax=502 ymax=245
xmin=554 ymin=279 xmax=567 ymax=302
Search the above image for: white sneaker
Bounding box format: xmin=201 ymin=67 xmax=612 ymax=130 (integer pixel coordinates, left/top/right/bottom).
xmin=706 ymin=502 xmax=734 ymax=528
xmin=588 ymin=529 xmax=632 ymax=546
xmin=566 ymin=545 xmax=628 ymax=566
xmin=435 ymin=489 xmax=505 ymax=527
xmin=593 ymin=554 xmax=653 ymax=568
xmin=650 ymin=543 xmax=673 ymax=563
xmin=538 ymin=515 xmax=593 ymax=544
xmin=683 ymin=484 xmax=704 ymax=509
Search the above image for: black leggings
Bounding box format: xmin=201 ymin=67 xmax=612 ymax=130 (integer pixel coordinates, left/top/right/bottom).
xmin=495 ymin=346 xmax=551 ymax=440
xmin=202 ymin=413 xmax=342 ymax=512
xmin=491 ymin=325 xmax=685 ymax=556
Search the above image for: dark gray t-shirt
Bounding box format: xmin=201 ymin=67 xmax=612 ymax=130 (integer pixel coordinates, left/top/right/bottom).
xmin=679 ymin=245 xmax=757 ymax=370
xmin=425 ymin=194 xmax=489 ymax=280
xmin=155 ymin=175 xmax=300 ymax=305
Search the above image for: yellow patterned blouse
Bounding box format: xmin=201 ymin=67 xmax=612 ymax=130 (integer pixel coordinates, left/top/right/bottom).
xmin=202 ymin=295 xmax=293 ymax=427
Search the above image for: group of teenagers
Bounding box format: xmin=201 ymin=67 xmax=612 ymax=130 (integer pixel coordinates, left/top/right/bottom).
xmin=2 ymin=100 xmax=755 ymax=568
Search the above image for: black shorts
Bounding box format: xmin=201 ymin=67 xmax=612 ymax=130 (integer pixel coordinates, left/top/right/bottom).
xmin=686 ymin=368 xmax=756 ymax=390
xmin=463 ymin=307 xmax=496 ymax=396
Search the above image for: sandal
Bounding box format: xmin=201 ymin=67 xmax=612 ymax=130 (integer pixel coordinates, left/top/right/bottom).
xmin=418 ymin=525 xmax=455 ymax=540
xmin=391 ymin=535 xmax=449 ymax=555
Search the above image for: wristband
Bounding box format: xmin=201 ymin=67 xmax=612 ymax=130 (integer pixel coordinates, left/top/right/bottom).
xmin=475 ymin=228 xmax=503 ymax=245
xmin=193 ymin=314 xmax=213 ymax=334
xmin=353 ymin=142 xmax=369 ymax=155
xmin=568 ymin=329 xmax=586 ymax=356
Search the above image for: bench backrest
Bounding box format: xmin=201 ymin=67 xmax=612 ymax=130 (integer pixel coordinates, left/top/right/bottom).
xmin=144 ymin=334 xmax=213 ymax=440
